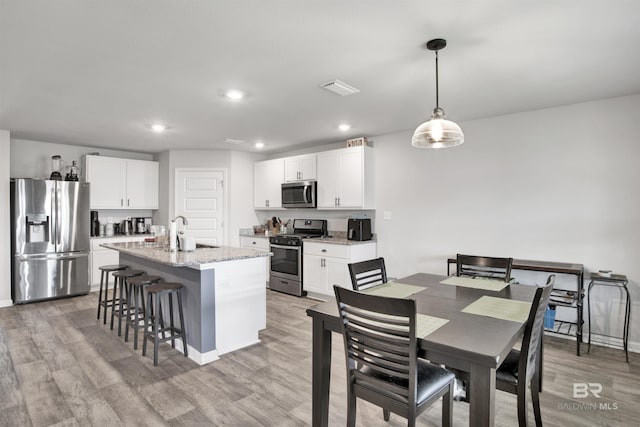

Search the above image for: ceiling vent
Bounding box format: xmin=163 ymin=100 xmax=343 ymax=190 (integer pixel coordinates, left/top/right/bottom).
xmin=320 ymin=79 xmax=360 ymax=96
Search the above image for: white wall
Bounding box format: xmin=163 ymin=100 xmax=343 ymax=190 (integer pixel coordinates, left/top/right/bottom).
xmin=373 ymin=94 xmax=640 ymax=346
xmin=0 ymin=130 xmax=11 ymax=306
xmin=157 ymin=150 xmax=264 ymax=247
xmin=10 ymin=138 xmax=153 ymax=180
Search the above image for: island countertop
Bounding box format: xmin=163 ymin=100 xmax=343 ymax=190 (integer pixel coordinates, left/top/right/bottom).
xmin=102 ymin=241 xmax=271 ymax=269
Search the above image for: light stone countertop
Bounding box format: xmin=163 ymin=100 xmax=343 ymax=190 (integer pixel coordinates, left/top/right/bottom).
xmin=102 ymin=241 xmax=271 ymax=269
xmin=238 ymin=231 xmax=376 ymax=246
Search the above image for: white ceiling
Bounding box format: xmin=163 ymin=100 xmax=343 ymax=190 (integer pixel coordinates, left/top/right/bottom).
xmin=2 ymin=1 xmax=640 ymax=154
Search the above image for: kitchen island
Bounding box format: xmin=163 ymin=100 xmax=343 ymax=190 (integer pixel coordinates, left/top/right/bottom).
xmin=102 ymin=241 xmax=270 ymax=365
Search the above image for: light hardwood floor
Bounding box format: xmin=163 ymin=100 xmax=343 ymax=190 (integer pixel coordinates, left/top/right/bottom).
xmin=0 ymin=290 xmax=638 ymax=426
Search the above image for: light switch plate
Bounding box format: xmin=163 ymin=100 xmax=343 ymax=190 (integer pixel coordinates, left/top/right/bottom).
xmin=383 ymin=211 xmax=392 ymax=220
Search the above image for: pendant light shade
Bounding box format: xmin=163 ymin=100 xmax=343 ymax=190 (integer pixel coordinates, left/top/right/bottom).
xmin=412 ymin=39 xmax=464 ymax=149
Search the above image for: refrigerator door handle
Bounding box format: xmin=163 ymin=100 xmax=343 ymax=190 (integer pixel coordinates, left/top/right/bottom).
xmin=17 ymin=252 xmax=89 ymax=262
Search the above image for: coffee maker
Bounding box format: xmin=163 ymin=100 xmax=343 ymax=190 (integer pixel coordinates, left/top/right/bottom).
xmin=90 ymin=211 xmax=100 ymax=237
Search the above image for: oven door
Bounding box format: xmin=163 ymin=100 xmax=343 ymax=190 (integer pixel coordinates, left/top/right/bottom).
xmin=281 ymin=181 xmax=316 ymax=208
xmin=270 ymin=244 xmax=302 ymax=281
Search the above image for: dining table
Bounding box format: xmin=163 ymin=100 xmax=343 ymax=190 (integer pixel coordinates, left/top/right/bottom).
xmin=306 ymin=273 xmax=538 ymax=427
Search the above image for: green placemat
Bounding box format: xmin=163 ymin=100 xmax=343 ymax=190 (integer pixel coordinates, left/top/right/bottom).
xmin=417 ymin=314 xmax=449 ymax=338
xmin=440 ymin=276 xmax=509 ymax=292
xmin=461 ymin=296 xmax=532 ymax=323
xmin=362 ymin=282 xmax=426 ymax=298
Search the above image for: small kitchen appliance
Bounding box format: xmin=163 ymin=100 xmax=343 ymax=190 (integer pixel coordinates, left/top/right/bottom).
xmin=50 ymin=155 xmax=63 ymax=181
xmin=90 ymin=211 xmax=99 ymax=237
xmin=347 ymin=218 xmax=372 ymax=241
xmin=281 ymin=181 xmax=317 ymax=208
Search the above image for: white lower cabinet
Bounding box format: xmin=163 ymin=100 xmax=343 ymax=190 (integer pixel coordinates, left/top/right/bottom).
xmin=303 ymin=241 xmax=376 ymax=297
xmin=90 ymin=236 xmax=147 ymax=287
xmin=239 ymin=235 xmax=270 ymax=284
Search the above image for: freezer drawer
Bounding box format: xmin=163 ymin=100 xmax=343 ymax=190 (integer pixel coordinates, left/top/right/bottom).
xmin=13 ymin=252 xmax=90 ymax=303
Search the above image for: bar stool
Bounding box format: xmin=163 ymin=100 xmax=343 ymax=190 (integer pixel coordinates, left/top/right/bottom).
xmin=96 ymin=264 xmax=130 ymax=324
xmin=124 ymin=275 xmax=162 ymax=350
xmin=143 ymin=283 xmax=188 ymax=366
xmin=110 ymin=269 xmax=145 ymax=336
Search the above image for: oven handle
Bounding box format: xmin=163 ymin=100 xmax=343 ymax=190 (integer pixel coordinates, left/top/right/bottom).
xmin=270 ymin=244 xmax=301 ymax=251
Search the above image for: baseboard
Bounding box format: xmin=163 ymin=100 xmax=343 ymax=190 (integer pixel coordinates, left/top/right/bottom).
xmin=171 ymin=339 xmax=219 ymax=365
xmin=0 ymin=299 xmax=13 ymax=308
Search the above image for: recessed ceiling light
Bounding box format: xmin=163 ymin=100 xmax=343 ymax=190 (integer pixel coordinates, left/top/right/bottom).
xmin=255 ymin=142 xmax=265 ymax=149
xmin=338 ymin=123 xmax=351 ymax=131
xmin=225 ymin=90 xmax=245 ymax=100
xmin=150 ymin=124 xmax=167 ymax=133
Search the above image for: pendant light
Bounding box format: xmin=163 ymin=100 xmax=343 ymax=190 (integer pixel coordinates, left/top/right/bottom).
xmin=412 ymin=38 xmax=464 ymax=148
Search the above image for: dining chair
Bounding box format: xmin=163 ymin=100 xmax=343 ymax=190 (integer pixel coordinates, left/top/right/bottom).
xmin=456 ymin=253 xmax=513 ymax=282
xmin=333 ymin=285 xmax=455 ymax=427
xmin=348 ymin=257 xmax=388 ymax=291
xmin=456 ymin=275 xmax=555 ymax=427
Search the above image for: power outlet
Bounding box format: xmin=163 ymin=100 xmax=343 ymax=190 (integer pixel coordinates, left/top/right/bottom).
xmin=383 ymin=211 xmax=392 ymax=220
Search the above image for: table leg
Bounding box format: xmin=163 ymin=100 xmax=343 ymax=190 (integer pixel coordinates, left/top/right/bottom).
xmin=623 ymin=283 xmax=630 ymax=363
xmin=312 ymin=317 xmax=332 ymax=427
xmin=577 ymin=270 xmax=584 ymax=356
xmin=468 ymin=363 xmax=496 ymax=427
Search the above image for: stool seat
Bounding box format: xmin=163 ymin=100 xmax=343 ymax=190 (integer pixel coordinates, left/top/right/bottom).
xmin=127 ymin=275 xmax=162 ymax=285
xmin=112 ymin=269 xmax=146 ymax=278
xmin=143 ymin=282 xmax=187 ymax=366
xmin=97 ymin=264 xmax=130 ymax=324
xmin=146 ymin=283 xmax=184 ymax=293
xmin=99 ymin=264 xmax=129 ymax=272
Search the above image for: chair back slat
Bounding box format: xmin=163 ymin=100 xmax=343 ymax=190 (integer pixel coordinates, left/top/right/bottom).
xmin=348 ymin=258 xmax=388 ymax=290
xmin=456 ymin=254 xmax=513 ymax=282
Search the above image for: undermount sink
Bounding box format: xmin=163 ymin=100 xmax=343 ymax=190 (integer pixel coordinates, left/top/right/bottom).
xmin=195 ymin=243 xmax=219 ymax=249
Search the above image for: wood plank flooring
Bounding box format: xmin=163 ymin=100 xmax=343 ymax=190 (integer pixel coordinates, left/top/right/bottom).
xmin=0 ymin=290 xmax=638 ymax=426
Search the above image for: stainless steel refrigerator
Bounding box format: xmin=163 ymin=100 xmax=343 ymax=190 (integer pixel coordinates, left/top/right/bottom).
xmin=10 ymin=178 xmax=91 ymax=303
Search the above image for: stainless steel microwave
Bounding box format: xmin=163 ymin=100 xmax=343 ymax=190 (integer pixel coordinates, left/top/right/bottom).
xmin=282 ymin=181 xmax=317 ymax=208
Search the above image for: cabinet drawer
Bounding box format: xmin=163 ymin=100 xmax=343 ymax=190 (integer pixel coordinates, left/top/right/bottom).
xmin=240 ymin=236 xmax=270 ymax=251
xmin=303 ymin=241 xmax=350 ymax=259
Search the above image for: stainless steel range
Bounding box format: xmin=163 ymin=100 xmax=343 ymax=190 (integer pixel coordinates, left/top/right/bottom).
xmin=269 ymin=219 xmax=327 ymax=296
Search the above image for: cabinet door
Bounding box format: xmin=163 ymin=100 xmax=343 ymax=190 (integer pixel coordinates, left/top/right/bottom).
xmin=254 ymin=159 xmax=284 ymax=208
xmin=284 ymin=158 xmax=301 ymax=182
xmin=300 ymin=155 xmax=317 ymax=180
xmin=326 ymin=257 xmax=350 ymax=291
xmin=91 ymin=249 xmax=120 ymax=286
xmin=316 ymin=151 xmax=338 ymax=208
xmin=337 ymin=149 xmax=363 ymax=208
xmin=303 ymin=254 xmax=327 ymax=294
xmin=126 ymin=160 xmax=159 ymax=209
xmin=86 ymin=156 xmax=126 ymax=209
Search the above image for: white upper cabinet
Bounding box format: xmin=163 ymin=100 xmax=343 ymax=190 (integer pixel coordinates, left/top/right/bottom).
xmin=125 ymin=159 xmax=159 ymax=209
xmin=316 ymin=146 xmax=374 ymax=209
xmin=284 ymin=154 xmax=317 ymax=182
xmin=85 ymin=155 xmax=159 ymax=209
xmin=254 ymin=158 xmax=284 ymax=209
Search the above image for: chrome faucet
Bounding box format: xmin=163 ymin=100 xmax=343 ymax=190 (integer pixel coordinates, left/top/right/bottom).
xmin=174 ymin=215 xmax=189 ymax=226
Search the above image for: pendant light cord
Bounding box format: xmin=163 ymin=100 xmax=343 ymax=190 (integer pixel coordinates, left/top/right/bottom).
xmin=435 ymin=50 xmax=439 ymax=109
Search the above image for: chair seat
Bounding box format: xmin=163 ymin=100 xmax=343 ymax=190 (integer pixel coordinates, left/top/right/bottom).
xmin=496 ymin=349 xmax=520 ymax=385
xmin=146 ymin=283 xmax=184 ymax=294
xmin=127 ymin=275 xmax=162 ymax=285
xmin=360 ymin=359 xmax=455 ymax=405
xmin=112 ymin=269 xmax=145 ymax=278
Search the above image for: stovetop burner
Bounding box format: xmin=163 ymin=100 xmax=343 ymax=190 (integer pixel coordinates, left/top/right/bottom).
xmin=269 ymin=219 xmax=327 ymax=246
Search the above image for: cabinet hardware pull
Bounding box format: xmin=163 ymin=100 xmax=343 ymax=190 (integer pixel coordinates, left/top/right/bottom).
xmin=337 ymin=197 xmax=340 ymax=206
xmin=252 ymin=241 xmax=256 ymax=245
xmin=121 ymin=198 xmax=123 ymax=206
xmin=127 ymin=199 xmax=130 ymax=207
xmin=321 ymin=249 xmax=327 ymax=253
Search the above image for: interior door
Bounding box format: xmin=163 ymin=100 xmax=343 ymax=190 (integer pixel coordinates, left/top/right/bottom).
xmin=175 ymin=169 xmax=225 ymax=246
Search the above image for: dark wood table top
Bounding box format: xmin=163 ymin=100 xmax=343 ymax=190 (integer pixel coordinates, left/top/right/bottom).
xmin=306 ymin=273 xmax=538 ymax=370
